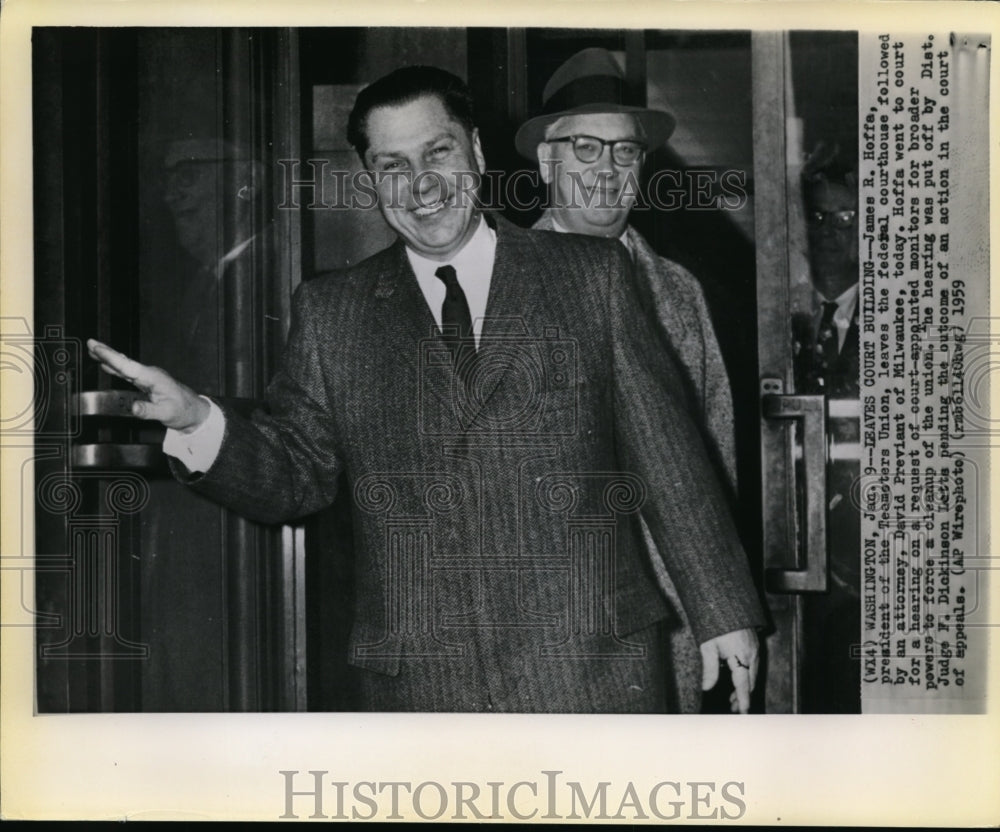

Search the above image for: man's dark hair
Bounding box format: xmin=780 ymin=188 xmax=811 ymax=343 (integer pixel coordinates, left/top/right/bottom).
xmin=346 ymin=65 xmax=477 ymax=160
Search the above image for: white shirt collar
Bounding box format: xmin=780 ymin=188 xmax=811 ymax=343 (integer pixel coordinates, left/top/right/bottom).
xmin=404 ymin=216 xmax=497 ymax=347
xmin=818 ymin=282 xmax=859 ymax=318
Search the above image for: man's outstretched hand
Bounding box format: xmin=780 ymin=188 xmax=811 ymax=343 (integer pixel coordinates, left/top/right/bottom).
xmin=87 ymin=339 xmax=210 ymax=433
xmin=700 ymin=627 xmax=759 ymax=714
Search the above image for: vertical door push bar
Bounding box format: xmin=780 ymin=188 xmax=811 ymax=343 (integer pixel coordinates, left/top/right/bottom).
xmin=762 ymin=385 xmax=828 ymax=593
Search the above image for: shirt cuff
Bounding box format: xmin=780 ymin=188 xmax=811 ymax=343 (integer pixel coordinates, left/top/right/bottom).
xmin=162 ymin=396 xmax=225 ymax=473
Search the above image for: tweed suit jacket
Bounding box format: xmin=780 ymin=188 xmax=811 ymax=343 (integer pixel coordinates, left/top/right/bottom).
xmin=186 ymin=215 xmax=764 ymax=711
xmin=533 ymin=213 xmax=738 ymax=712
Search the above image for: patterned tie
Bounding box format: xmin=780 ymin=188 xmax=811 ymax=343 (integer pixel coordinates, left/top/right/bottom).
xmin=816 ymin=300 xmax=840 ymax=387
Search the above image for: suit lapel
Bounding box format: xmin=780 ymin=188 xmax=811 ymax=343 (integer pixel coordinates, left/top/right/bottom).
xmin=371 ymin=241 xmax=455 ymax=410
xmin=369 ymin=219 xmax=554 ymax=429
xmin=465 ymin=217 xmax=551 ymax=424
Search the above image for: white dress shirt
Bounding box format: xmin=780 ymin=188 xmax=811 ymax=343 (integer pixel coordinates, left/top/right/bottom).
xmin=163 ymin=216 xmax=497 ymax=473
xmin=405 ymin=215 xmax=496 ymax=348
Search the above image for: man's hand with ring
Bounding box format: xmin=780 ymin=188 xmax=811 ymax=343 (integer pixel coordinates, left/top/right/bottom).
xmin=700 ymin=627 xmax=759 ymax=714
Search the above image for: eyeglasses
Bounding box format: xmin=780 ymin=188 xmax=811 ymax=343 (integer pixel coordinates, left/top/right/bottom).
xmin=546 ymin=135 xmax=645 ymax=166
xmin=807 ymin=209 xmax=856 ymax=228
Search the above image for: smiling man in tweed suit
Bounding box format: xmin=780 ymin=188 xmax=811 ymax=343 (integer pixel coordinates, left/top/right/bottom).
xmin=89 ymin=65 xmax=764 ymax=713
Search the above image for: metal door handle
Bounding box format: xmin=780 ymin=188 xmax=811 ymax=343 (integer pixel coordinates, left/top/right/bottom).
xmin=75 ymin=389 xmax=146 ymax=417
xmin=70 ymin=391 xmax=266 ymax=471
xmin=71 ymin=390 xmax=166 ymax=472
xmin=762 ymin=392 xmax=828 ymax=592
xmin=71 ymin=443 xmax=166 ymax=471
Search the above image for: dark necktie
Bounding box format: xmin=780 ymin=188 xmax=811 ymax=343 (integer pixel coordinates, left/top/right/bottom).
xmin=816 ymin=300 xmax=840 ymax=385
xmin=434 ymin=264 xmax=474 ymax=346
xmin=434 ymin=264 xmax=476 ymax=384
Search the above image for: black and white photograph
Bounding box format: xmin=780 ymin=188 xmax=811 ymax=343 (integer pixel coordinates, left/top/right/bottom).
xmin=1 ymin=0 xmax=998 ymax=823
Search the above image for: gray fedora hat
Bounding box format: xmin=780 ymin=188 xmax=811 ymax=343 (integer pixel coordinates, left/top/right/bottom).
xmin=514 ymin=47 xmax=676 ymax=159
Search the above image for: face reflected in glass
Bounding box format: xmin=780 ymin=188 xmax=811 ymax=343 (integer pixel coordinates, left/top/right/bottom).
xmin=162 ymin=160 xmax=223 ymax=268
xmin=804 ymin=179 xmax=859 ymax=299
xmin=161 ymin=156 xmax=256 ymax=270
xmin=537 ymin=112 xmax=645 ymax=239
xmin=362 ymin=95 xmax=486 ymax=262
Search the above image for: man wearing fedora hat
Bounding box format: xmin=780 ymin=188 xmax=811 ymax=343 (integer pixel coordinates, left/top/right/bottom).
xmin=516 ymin=47 xmax=739 ymax=712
